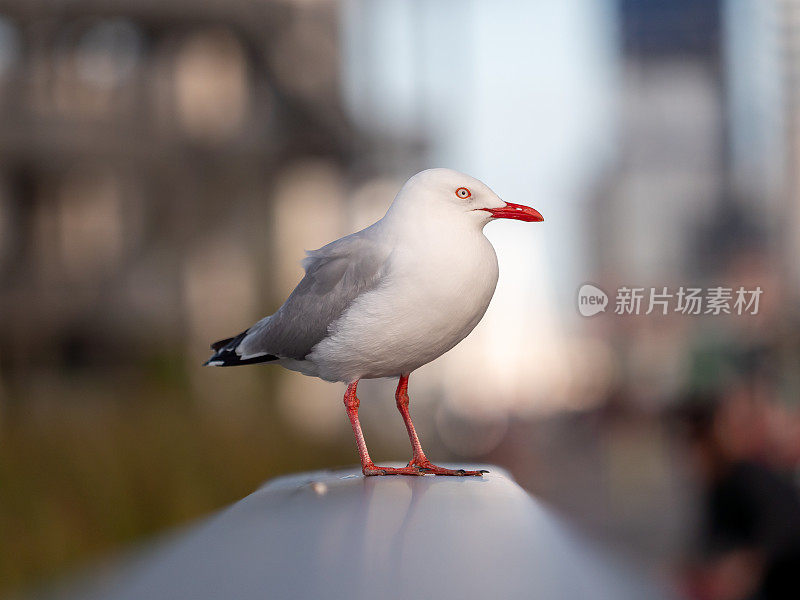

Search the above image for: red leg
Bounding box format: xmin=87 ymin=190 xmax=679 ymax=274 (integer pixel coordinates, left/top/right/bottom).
xmin=344 ymin=380 xmax=421 ymax=477
xmin=395 ymin=374 xmax=486 ymax=476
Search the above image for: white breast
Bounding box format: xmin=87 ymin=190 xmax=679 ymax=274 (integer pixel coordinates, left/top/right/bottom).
xmin=308 ymin=224 xmax=499 ymax=382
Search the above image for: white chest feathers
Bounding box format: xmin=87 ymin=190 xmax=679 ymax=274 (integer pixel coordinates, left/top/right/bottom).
xmin=309 ymin=227 xmax=499 ymax=382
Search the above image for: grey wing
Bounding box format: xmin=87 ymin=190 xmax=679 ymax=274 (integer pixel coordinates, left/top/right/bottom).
xmin=236 ymin=232 xmax=389 ymax=361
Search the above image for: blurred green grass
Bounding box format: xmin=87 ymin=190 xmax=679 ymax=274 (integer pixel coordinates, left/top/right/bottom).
xmin=0 ymin=373 xmax=361 ymax=597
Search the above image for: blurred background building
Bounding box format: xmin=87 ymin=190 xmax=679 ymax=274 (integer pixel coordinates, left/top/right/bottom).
xmin=1 ymin=1 xmax=800 ymax=598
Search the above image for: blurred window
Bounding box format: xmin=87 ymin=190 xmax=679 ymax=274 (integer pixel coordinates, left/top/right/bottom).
xmin=173 ymin=29 xmax=249 ymax=141
xmin=0 ymin=16 xmax=19 ymax=79
xmin=621 ymin=0 xmax=721 ymax=58
xmin=75 ymin=19 xmax=143 ymax=90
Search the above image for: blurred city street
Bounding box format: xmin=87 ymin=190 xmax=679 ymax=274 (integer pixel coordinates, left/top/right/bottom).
xmin=1 ymin=1 xmax=800 ymax=598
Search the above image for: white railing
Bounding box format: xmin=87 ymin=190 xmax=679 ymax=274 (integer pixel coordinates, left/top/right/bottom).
xmin=53 ymin=466 xmax=673 ymax=600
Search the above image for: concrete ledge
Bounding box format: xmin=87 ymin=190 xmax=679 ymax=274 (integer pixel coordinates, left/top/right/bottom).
xmin=53 ymin=465 xmax=672 ymax=600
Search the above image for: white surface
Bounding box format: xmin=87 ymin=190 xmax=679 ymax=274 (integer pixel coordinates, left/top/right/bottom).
xmin=56 ymin=466 xmax=672 ymax=600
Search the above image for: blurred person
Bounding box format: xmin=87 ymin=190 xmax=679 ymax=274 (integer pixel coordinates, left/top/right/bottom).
xmin=679 ymin=391 xmax=800 ymax=600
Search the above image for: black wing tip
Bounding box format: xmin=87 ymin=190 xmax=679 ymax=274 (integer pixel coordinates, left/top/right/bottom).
xmin=203 ymin=354 xmax=279 ymax=367
xmin=204 ymin=330 xmax=279 ymax=367
xmin=210 ymin=336 xmax=236 ymax=352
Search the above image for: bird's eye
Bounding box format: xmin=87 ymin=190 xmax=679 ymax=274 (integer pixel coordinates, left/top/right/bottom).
xmin=455 ymin=187 xmax=471 ymax=199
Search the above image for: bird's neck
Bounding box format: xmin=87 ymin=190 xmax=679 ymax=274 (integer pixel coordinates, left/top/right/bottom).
xmin=377 ymin=213 xmax=496 ymax=284
xmin=381 ymin=206 xmax=488 ymax=248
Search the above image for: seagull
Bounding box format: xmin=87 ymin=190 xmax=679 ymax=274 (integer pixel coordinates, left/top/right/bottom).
xmin=205 ymin=168 xmax=543 ymax=476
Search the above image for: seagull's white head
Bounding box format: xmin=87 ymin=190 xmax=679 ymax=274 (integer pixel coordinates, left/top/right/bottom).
xmin=387 ymin=168 xmax=543 ymax=228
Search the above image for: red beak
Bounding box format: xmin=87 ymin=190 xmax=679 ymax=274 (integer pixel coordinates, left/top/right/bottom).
xmin=483 ymin=202 xmax=544 ymax=222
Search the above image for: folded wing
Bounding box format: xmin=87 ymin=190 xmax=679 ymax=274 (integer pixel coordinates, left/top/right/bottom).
xmin=205 ymin=230 xmax=389 ymax=366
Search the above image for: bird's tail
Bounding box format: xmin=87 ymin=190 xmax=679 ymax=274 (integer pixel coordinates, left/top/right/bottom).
xmin=204 ymin=330 xmax=278 ymax=367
